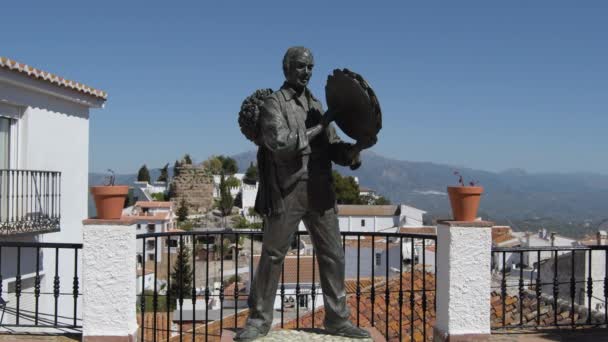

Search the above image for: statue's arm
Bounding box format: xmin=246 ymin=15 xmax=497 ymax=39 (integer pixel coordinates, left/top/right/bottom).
xmin=259 ymin=97 xmax=300 ymax=157
xmin=327 ymin=124 xmax=361 ymax=168
xmin=305 ymin=108 xmax=335 ymax=141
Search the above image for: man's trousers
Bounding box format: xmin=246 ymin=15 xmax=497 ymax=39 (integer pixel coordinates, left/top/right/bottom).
xmin=245 ymin=180 xmax=350 ymax=331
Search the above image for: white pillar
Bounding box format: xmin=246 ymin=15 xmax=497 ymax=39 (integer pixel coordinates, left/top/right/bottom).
xmin=82 ymin=218 xmax=138 ymax=341
xmin=434 ymin=220 xmax=493 ymax=342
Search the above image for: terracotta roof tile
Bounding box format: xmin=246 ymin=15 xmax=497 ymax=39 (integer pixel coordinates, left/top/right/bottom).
xmin=253 ymin=255 xmax=321 ymax=284
xmin=398 ymin=227 xmax=436 ymax=235
xmin=344 ymin=277 xmax=386 ymax=294
xmin=491 ymin=226 xmax=519 ymax=246
xmin=284 ymin=271 xmax=436 ymax=341
xmin=0 ymin=56 xmax=107 ymax=99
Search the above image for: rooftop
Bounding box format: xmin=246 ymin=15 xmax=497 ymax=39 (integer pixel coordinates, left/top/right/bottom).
xmin=337 ymin=205 xmax=399 ymax=217
xmin=253 ymin=255 xmax=321 ymax=284
xmin=0 ymin=56 xmax=107 ymax=99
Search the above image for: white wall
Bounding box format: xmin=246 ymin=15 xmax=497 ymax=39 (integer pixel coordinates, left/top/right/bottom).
xmin=344 ymin=245 xmax=401 ymax=279
xmin=241 ymin=184 xmax=258 ymax=210
xmin=135 ymin=220 xmax=165 ymax=263
xmin=0 ymin=71 xmax=101 ymax=328
xmin=341 ymin=216 xmax=395 ymax=232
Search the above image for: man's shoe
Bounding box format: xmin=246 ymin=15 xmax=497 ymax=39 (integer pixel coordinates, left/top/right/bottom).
xmin=325 ymin=323 xmax=371 ymax=339
xmin=234 ymin=325 xmax=268 ymax=341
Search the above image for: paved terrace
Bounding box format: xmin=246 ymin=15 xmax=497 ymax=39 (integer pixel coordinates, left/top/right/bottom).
xmin=3 ymin=328 xmax=608 ymax=341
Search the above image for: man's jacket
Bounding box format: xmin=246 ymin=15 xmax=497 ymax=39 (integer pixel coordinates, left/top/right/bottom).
xmin=254 ymin=83 xmax=355 ymax=217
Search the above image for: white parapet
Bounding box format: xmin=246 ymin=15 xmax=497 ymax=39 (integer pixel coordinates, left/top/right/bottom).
xmin=434 ymin=220 xmax=493 ymax=342
xmin=82 ymin=218 xmax=138 ymax=341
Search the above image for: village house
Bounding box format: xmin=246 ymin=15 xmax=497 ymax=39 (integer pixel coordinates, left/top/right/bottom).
xmin=126 ymin=201 xmax=193 ymax=274
xmin=344 ymin=237 xmax=402 ymax=279
xmin=127 ymin=201 xmax=177 ymax=264
xmin=252 ymin=255 xmax=324 ymax=313
xmin=297 ymin=204 xmax=427 ymax=233
xmin=0 ymin=56 xmax=106 ymax=327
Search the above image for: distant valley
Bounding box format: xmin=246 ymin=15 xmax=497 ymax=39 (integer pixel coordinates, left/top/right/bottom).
xmin=90 ymin=151 xmax=608 ymax=238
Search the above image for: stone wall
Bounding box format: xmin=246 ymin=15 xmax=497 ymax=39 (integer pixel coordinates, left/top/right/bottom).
xmin=170 ymin=164 xmax=214 ymax=213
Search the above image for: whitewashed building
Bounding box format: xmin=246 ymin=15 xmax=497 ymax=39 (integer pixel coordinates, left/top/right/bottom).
xmin=344 ymin=237 xmax=402 ymax=279
xmin=298 ymin=204 xmax=426 ymax=233
xmin=251 ymin=255 xmax=325 ymax=312
xmin=125 ymin=201 xmax=190 ymax=265
xmin=0 ymin=56 xmax=106 ymax=329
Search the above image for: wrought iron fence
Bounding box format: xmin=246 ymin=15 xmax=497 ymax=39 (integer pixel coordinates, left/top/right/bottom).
xmin=491 ymin=245 xmax=608 ymax=330
xmin=0 ymin=169 xmax=61 ymax=235
xmin=0 ymin=241 xmax=82 ymax=330
xmin=136 ymin=230 xmax=437 ymax=341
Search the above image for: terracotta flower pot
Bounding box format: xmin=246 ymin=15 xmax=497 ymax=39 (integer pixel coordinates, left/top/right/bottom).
xmin=90 ymin=185 xmax=129 ymax=219
xmin=447 ymin=186 xmax=484 ymax=221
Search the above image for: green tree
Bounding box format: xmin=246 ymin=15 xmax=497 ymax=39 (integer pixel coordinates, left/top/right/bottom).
xmin=168 ymin=245 xmax=193 ymax=310
xmin=360 ymin=194 xmax=391 ymax=205
xmin=218 ymin=173 xmax=234 ymax=223
xmin=232 ymin=216 xmax=249 ymax=229
xmin=202 ymin=156 xmax=223 ymax=174
xmin=233 ymin=192 xmax=242 ymax=208
xmin=177 ymin=199 xmax=189 ymax=222
xmin=124 ymin=188 xmax=136 ymax=208
xmin=332 ymin=170 xmax=361 ymax=204
xmin=219 ymin=156 xmax=238 ymax=175
xmin=202 ymin=155 xmax=238 ymax=175
xmin=137 ymin=165 xmax=151 ymax=183
xmin=173 ymin=160 xmax=181 ymax=177
xmin=168 ymin=182 xmax=176 ymax=199
xmin=374 ymin=196 xmax=391 ymax=205
xmin=243 ymin=162 xmax=259 ymax=185
xmin=151 ymin=192 xmax=167 ymax=201
xmin=183 ymin=154 xmax=193 ymax=165
xmin=157 ymin=163 xmax=169 ymax=182
xmin=224 ymin=175 xmax=241 ymax=189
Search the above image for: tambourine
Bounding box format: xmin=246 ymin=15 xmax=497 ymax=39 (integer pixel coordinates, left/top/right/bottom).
xmin=325 ymin=68 xmax=381 ymax=148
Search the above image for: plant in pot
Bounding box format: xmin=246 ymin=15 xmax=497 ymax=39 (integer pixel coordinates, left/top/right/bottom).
xmin=90 ymin=169 xmax=129 ymax=219
xmin=447 ymin=171 xmax=483 ymax=221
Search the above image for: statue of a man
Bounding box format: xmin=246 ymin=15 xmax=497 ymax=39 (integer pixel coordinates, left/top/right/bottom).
xmin=235 ymin=47 xmax=370 ymax=340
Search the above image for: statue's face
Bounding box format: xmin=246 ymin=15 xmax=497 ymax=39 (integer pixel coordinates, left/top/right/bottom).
xmin=286 ymin=51 xmax=314 ymax=90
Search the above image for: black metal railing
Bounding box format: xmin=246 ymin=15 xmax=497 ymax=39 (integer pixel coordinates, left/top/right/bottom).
xmin=491 ymin=245 xmax=608 ymax=330
xmin=0 ymin=241 xmax=82 ymax=329
xmin=0 ymin=169 xmax=61 ymax=235
xmin=136 ymin=230 xmax=437 ymax=341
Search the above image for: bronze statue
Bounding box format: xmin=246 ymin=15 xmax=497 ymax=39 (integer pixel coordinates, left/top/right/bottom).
xmin=235 ymin=46 xmax=380 ymax=341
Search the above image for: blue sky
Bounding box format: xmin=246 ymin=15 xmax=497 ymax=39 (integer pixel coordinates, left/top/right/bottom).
xmin=2 ymin=1 xmax=607 ymax=174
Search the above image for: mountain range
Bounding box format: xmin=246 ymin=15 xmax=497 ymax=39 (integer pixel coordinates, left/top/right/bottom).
xmin=90 ymin=151 xmax=608 ymax=238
